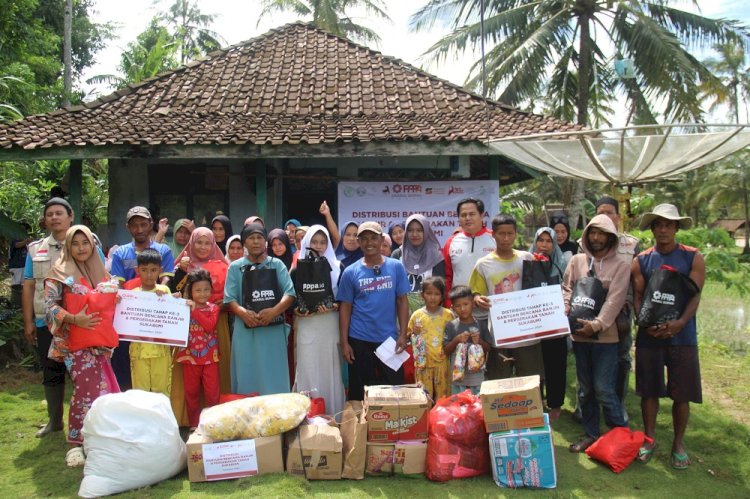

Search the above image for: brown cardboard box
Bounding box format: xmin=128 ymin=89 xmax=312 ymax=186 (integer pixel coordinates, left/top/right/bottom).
xmin=186 ymin=432 xmax=283 ymax=482
xmin=364 ymin=385 xmax=430 ymax=442
xmin=286 ymin=424 xmax=343 ymax=480
xmin=480 ymin=375 xmax=545 ymax=432
xmin=365 ymin=440 xmax=427 ymax=475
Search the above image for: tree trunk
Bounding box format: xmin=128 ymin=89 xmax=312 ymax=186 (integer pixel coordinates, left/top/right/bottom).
xmin=744 ymin=166 xmax=749 ymax=254
xmin=62 ymin=0 xmax=72 ymax=107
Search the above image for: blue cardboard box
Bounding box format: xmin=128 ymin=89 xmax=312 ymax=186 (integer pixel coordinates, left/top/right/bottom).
xmin=488 ymin=414 xmax=556 ymax=489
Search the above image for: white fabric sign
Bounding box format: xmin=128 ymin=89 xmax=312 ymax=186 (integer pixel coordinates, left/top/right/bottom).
xmin=114 ymin=290 xmax=190 ymax=347
xmin=489 ymin=285 xmax=570 ymax=347
xmin=202 ymin=439 xmax=259 ymax=481
xmin=337 ymin=181 xmax=499 ymax=245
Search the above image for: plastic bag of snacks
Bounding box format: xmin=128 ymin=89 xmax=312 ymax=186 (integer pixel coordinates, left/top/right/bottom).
xmin=199 ymin=392 xmax=310 ymax=441
xmin=412 ymin=333 xmax=427 ymax=370
xmin=467 ymin=344 xmax=485 ymax=373
xmin=425 ymin=391 xmax=489 ymax=482
xmin=452 ymin=342 xmax=467 ymax=382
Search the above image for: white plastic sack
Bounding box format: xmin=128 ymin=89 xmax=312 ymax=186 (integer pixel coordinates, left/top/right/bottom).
xmin=78 ymin=390 xmax=186 ymax=498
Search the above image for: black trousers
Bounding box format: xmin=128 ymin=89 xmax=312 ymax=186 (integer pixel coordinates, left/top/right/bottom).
xmin=347 ymin=337 xmax=404 ymax=401
xmin=541 ymin=336 xmax=568 ymax=409
xmin=35 ymin=326 xmax=67 ymax=387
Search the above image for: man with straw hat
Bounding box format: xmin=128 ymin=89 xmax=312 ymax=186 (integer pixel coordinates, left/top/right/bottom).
xmin=632 ymin=203 xmax=705 ymax=470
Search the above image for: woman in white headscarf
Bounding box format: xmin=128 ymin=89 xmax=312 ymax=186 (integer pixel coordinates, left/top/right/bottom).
xmin=292 ymin=225 xmax=345 ymax=418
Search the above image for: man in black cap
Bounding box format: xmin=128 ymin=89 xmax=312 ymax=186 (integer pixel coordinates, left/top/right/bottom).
xmin=22 ymin=198 xmax=74 ymax=437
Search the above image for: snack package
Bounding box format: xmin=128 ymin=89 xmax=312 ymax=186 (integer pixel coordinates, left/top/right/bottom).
xmin=198 ymin=393 xmax=310 ymax=441
xmin=467 ymin=344 xmax=485 ymax=373
xmin=95 ymin=278 xmax=120 ymax=294
xmin=452 ymin=343 xmax=467 ymax=382
xmin=412 ymin=333 xmax=427 ymax=370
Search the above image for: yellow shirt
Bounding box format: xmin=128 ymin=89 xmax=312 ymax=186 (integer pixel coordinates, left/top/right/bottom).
xmin=129 ymin=285 xmax=173 ymax=359
xmin=407 ymin=307 xmax=454 ymax=366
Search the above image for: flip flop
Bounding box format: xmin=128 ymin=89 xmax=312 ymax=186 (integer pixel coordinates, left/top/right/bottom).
xmin=636 ymin=442 xmax=657 ymax=464
xmin=671 ymin=451 xmax=690 ymax=470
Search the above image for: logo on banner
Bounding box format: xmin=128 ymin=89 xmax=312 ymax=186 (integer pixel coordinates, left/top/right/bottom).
xmin=344 ymin=186 xmax=355 ymax=197
xmin=382 ymin=185 xmax=390 ymax=193
xmin=448 ymin=186 xmax=465 ymax=195
xmin=357 ymin=187 xmax=367 ymax=196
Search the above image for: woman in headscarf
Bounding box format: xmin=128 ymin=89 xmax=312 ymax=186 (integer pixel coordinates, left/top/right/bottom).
xmin=170 ymin=228 xmax=232 ymax=426
xmin=244 ymin=215 xmax=264 ymax=227
xmin=225 ymin=234 xmax=245 ymax=263
xmin=169 ymin=218 xmax=193 ymax=257
xmin=284 ymin=218 xmax=302 ymax=252
xmin=224 ymin=223 xmax=296 ymax=394
xmin=551 ymin=212 xmax=578 ymax=258
xmin=292 ymin=225 xmax=345 ymax=417
xmin=391 ymin=214 xmax=446 ymax=312
xmin=529 ymin=226 xmax=570 ymax=421
xmin=211 ymin=215 xmax=233 ymax=256
xmin=388 ymin=221 xmax=405 ymax=251
xmin=44 ymin=225 xmax=119 ymax=463
xmin=335 ymin=221 xmax=363 ymax=269
xmin=267 ymin=228 xmax=293 ymax=270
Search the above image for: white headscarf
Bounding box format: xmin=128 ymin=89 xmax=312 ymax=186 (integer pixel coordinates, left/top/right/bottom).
xmin=224 ymin=234 xmax=246 ymax=263
xmin=298 ymin=224 xmax=341 ymax=296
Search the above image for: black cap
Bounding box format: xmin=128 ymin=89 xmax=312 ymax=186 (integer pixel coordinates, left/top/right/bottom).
xmin=44 ymin=197 xmax=73 ymax=215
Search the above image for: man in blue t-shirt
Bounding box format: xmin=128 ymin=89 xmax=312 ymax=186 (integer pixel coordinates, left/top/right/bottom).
xmin=109 ymin=206 xmax=175 ymax=390
xmin=632 ymin=204 xmax=705 ymax=470
xmin=338 ymin=221 xmax=410 ymax=401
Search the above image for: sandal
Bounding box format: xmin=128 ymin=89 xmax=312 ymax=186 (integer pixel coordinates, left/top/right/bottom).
xmin=671 ymin=451 xmax=691 ymax=470
xmin=636 ymin=442 xmax=657 ymax=464
xmin=569 ymin=435 xmax=597 ymax=453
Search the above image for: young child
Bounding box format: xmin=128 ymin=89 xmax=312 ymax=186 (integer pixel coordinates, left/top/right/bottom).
xmin=130 ymin=249 xmax=173 ymax=396
xmin=176 ymin=269 xmax=220 ymax=429
xmin=443 ymin=285 xmax=493 ymax=395
xmin=407 ymin=277 xmax=454 ymax=400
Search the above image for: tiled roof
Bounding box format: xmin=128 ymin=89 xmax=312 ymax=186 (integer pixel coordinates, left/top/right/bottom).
xmin=0 ymin=22 xmax=580 ymax=152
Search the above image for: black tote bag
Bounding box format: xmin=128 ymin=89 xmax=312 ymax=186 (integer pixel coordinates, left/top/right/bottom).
xmin=241 ymin=262 xmax=283 ymax=325
xmin=522 ymin=259 xmax=561 ymax=289
xmin=294 ymin=249 xmax=335 ymax=313
xmin=636 ymin=265 xmax=699 ymax=328
xmin=568 ymin=259 xmax=608 ymax=339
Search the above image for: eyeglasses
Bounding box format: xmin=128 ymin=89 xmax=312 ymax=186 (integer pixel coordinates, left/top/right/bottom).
xmin=373 ymin=265 xmax=381 ymax=276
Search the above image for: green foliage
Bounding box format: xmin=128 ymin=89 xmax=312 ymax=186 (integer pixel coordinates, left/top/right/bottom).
xmin=159 ymin=0 xmax=225 ymax=65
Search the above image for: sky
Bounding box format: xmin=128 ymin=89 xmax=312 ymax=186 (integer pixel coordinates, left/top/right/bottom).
xmin=81 ymin=0 xmax=750 ymax=120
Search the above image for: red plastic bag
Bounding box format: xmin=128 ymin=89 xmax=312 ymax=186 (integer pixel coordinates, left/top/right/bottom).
xmin=403 ymin=344 xmax=415 ymax=383
xmin=307 ymin=397 xmax=326 ymax=418
xmin=585 ymin=427 xmax=653 ymax=473
xmin=65 ymin=290 xmax=119 ymax=351
xmin=425 ymin=390 xmax=489 ymax=481
xmin=218 ymin=392 xmax=259 ymax=404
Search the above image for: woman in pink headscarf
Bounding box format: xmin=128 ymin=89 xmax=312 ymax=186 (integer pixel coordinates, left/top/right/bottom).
xmin=170 ymin=228 xmax=232 ymax=426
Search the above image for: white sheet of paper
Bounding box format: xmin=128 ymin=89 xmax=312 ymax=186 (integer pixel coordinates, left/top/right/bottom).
xmin=375 ymin=337 xmax=410 ymax=372
xmin=202 ymin=439 xmax=258 ymax=481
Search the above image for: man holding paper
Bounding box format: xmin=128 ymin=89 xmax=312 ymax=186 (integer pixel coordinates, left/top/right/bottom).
xmin=338 ymin=221 xmax=410 ymax=401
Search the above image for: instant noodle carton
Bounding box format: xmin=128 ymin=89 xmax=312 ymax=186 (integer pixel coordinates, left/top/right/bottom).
xmin=480 ymin=375 xmax=545 ymax=432
xmin=488 ymin=414 xmax=557 ymax=489
xmin=364 ymin=385 xmax=430 ymax=442
xmin=365 ymin=440 xmax=427 ymax=475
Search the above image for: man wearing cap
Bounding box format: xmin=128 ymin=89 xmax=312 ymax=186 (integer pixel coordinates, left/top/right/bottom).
xmin=109 ymin=206 xmax=175 ymax=389
xmin=632 ymin=204 xmax=705 ymax=470
xmin=594 ymin=196 xmax=641 ymax=417
xmin=22 ymin=198 xmax=74 ymax=437
xmin=338 ymin=221 xmax=410 ymax=401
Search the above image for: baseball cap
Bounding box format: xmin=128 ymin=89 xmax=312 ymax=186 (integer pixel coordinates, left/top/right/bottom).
xmin=357 ymin=221 xmax=383 ymax=236
xmin=126 ymin=206 xmax=152 ymax=222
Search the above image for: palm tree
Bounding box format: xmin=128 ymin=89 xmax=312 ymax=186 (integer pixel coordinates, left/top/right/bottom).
xmin=410 ymin=1 xmax=748 ymax=127
xmin=160 ymin=0 xmax=224 ymax=64
xmin=258 ymin=0 xmax=390 ymax=45
xmin=702 ymin=40 xmax=750 ymax=124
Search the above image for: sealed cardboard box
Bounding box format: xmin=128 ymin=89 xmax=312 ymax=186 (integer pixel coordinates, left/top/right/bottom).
xmin=480 ymin=375 xmax=545 ymax=432
xmin=364 ymin=385 xmax=430 ymax=442
xmin=286 ymin=424 xmax=343 ymax=480
xmin=366 ymin=440 xmax=427 ymax=475
xmin=488 ymin=414 xmax=556 ymax=489
xmin=186 ymin=432 xmax=283 ymax=482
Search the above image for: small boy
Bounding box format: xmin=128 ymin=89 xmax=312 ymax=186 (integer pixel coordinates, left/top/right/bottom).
xmin=443 ymin=285 xmax=493 ymax=395
xmin=469 ymin=214 xmax=541 ymax=381
xmin=129 ymin=248 xmax=173 ymax=396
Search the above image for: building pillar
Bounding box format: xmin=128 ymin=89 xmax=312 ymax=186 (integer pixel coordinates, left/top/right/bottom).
xmin=256 ymin=161 xmax=267 ymax=220
xmin=69 ymin=159 xmax=83 ymax=224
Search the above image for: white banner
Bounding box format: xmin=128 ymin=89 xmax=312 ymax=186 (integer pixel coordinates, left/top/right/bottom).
xmin=202 ymin=439 xmax=259 ymax=481
xmin=337 ymin=181 xmax=499 ymax=245
xmin=489 ymin=285 xmax=570 ymax=347
xmin=114 ymin=290 xmax=190 ymax=347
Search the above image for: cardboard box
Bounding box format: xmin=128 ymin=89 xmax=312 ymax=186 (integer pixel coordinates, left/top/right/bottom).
xmin=186 ymin=432 xmax=283 ymax=482
xmin=480 ymin=376 xmax=545 ymax=432
xmin=286 ymin=424 xmax=343 ymax=480
xmin=365 ymin=440 xmax=427 ymax=475
xmin=488 ymin=414 xmax=556 ymax=489
xmin=364 ymin=385 xmax=430 ymax=442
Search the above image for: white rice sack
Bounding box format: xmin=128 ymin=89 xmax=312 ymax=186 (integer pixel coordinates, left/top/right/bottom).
xmin=78 ymin=390 xmax=186 ymax=498
xmin=199 ymin=393 xmax=310 ymax=441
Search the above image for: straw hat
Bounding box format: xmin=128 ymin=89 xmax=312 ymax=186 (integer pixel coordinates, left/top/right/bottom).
xmin=639 ymin=203 xmax=693 ymax=230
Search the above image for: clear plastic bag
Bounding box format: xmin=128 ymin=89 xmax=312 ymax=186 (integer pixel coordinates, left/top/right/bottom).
xmin=452 ymin=343 xmax=467 ymax=382
xmin=467 ymin=344 xmax=485 ymax=373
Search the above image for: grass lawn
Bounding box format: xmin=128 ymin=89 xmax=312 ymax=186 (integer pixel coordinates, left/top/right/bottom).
xmin=1 ymin=282 xmax=749 ymax=498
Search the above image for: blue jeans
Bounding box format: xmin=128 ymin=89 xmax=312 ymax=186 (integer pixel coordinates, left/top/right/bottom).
xmin=573 ymin=342 xmax=627 ymax=438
